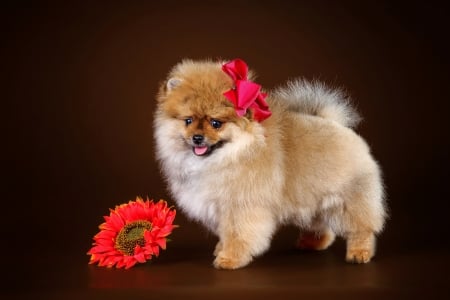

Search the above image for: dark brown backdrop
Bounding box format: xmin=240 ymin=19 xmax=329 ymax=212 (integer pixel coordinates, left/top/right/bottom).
xmin=3 ymin=1 xmax=449 ymax=299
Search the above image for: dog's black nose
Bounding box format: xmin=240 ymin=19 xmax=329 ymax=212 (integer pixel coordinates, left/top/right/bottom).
xmin=192 ymin=135 xmax=204 ymax=145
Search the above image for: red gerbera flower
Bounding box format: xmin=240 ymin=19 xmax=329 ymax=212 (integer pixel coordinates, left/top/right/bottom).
xmin=87 ymin=197 xmax=177 ymax=269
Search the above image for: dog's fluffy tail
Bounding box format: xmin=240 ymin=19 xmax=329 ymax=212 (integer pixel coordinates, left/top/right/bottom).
xmin=273 ymin=79 xmax=361 ymax=128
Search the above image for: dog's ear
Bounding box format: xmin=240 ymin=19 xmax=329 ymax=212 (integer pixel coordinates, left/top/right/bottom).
xmin=157 ymin=78 xmax=182 ymax=103
xmin=166 ymin=78 xmax=182 ymax=91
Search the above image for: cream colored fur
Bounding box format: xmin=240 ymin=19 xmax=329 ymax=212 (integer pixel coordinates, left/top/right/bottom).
xmin=154 ymin=59 xmax=387 ymax=269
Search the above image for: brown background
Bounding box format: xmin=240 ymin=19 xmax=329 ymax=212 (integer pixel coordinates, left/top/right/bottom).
xmin=3 ymin=1 xmax=449 ymax=299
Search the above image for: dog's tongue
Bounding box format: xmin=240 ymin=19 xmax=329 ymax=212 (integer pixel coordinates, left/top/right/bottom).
xmin=194 ymin=146 xmax=208 ymax=156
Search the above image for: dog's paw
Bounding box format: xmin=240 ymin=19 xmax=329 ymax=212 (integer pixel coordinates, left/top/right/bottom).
xmin=213 ymin=252 xmax=252 ymax=270
xmin=345 ymin=249 xmax=373 ymax=264
xmin=296 ymin=230 xmax=335 ymax=251
xmin=213 ymin=241 xmax=223 ymax=257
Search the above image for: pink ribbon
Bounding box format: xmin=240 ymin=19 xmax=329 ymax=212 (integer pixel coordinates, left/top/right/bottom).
xmin=222 ymin=59 xmax=272 ymax=122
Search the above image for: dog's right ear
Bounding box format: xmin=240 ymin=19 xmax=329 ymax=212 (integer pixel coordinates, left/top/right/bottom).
xmin=166 ymin=78 xmax=182 ymax=92
xmin=157 ymin=77 xmax=183 ymax=103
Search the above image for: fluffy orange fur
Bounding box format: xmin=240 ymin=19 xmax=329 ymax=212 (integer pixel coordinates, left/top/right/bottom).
xmin=154 ymin=59 xmax=387 ymax=269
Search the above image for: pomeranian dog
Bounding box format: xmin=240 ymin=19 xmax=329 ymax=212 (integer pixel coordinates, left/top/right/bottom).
xmin=154 ymin=58 xmax=386 ymax=269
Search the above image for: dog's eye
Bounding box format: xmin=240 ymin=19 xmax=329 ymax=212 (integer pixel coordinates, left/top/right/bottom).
xmin=210 ymin=119 xmax=222 ymax=129
xmin=185 ymin=118 xmax=193 ymax=126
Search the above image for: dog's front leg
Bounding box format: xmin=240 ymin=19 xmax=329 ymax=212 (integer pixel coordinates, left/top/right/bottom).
xmin=213 ymin=207 xmax=275 ymax=270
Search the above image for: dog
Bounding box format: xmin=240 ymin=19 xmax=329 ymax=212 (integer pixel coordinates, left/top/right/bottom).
xmin=153 ymin=58 xmax=387 ymax=269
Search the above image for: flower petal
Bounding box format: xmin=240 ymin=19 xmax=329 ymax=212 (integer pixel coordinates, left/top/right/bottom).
xmin=88 ymin=244 xmax=115 ymax=254
xmin=155 ymin=238 xmax=167 ymax=250
xmin=134 ymin=252 xmax=146 ymax=263
xmin=87 ymin=198 xmax=177 ymax=268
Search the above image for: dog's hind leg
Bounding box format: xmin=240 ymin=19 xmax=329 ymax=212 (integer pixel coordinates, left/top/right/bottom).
xmin=341 ymin=173 xmax=386 ymax=263
xmin=296 ymin=227 xmax=336 ymax=251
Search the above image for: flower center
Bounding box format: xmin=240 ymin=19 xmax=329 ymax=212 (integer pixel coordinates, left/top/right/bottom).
xmin=115 ymin=220 xmax=152 ymax=256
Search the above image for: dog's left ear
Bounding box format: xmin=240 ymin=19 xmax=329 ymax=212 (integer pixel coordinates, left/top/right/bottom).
xmin=166 ymin=78 xmax=182 ymax=92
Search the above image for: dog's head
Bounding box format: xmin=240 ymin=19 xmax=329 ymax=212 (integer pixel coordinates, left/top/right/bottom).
xmin=155 ymin=59 xmax=263 ymax=158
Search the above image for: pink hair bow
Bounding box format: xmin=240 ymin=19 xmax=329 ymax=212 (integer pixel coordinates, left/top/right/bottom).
xmin=222 ymin=59 xmax=272 ymax=122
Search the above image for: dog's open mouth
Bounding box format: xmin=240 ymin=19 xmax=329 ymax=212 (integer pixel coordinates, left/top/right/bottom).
xmin=192 ymin=141 xmax=224 ymax=157
xmin=193 ymin=146 xmax=209 ymax=156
